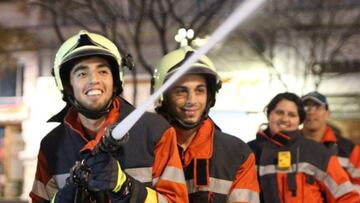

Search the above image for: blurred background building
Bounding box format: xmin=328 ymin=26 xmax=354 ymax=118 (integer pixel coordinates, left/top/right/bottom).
xmin=0 ymin=0 xmax=360 ymax=202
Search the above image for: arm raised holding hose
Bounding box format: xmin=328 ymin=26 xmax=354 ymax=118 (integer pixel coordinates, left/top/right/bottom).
xmin=31 ymin=1 xmax=266 ymax=202
xmin=30 ymin=30 xmax=188 ymax=203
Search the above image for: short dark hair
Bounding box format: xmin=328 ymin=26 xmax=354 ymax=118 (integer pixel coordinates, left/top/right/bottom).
xmin=265 ymin=92 xmax=306 ymax=124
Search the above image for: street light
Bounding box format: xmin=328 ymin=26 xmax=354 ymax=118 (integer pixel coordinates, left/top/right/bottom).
xmin=174 ymin=28 xmax=194 ymax=47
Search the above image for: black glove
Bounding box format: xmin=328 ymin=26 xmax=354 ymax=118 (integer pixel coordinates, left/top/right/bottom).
xmin=86 ymin=152 xmax=149 ymax=202
xmin=86 ymin=151 xmax=127 ymax=193
xmin=94 ymin=124 xmax=129 ymax=154
xmin=52 ymin=160 xmax=92 ymax=203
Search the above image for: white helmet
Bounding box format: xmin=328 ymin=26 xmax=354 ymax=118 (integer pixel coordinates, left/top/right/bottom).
xmin=152 ymin=46 xmax=221 ymax=108
xmin=152 ymin=46 xmax=222 ymax=129
xmin=52 ymin=30 xmax=126 ymax=119
xmin=53 ymin=30 xmax=124 ymax=98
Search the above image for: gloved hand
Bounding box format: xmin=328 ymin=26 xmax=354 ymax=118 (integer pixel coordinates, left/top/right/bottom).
xmin=86 ymin=151 xmax=127 ymax=193
xmin=52 ymin=160 xmax=91 ymax=203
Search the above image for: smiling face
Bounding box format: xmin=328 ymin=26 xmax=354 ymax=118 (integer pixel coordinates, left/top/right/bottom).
xmin=166 ymin=74 xmax=208 ymax=126
xmin=70 ymin=56 xmax=114 ymax=111
xmin=268 ymin=99 xmax=300 ymax=134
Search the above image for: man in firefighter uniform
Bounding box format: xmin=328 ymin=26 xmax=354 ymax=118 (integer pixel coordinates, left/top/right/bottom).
xmin=248 ymin=92 xmax=360 ymax=202
xmin=29 ymin=30 xmax=188 ymax=203
xmin=152 ymin=46 xmax=260 ymax=202
xmin=302 ymin=91 xmax=360 ymax=193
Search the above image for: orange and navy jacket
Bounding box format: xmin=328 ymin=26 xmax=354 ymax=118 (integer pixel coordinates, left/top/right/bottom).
xmin=248 ymin=128 xmax=360 ymax=203
xmin=178 ymin=118 xmax=260 ymax=202
xmin=29 ymin=97 xmax=188 ymax=203
xmin=320 ymin=126 xmax=360 ymax=193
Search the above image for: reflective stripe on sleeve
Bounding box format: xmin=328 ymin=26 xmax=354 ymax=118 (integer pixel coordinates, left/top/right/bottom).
xmin=325 ymin=179 xmax=354 ymax=198
xmin=158 ymin=166 xmax=186 ymax=184
xmin=347 ymin=162 xmax=360 ymax=178
xmin=158 ymin=193 xmax=169 ymax=203
xmin=31 ymin=178 xmax=58 ymax=201
xmin=125 ymin=166 xmax=185 ymax=186
xmin=337 ymin=156 xmax=360 ymax=179
xmin=353 ymin=184 xmax=360 ymax=194
xmin=228 ymin=188 xmax=260 ymax=203
xmin=125 ymin=167 xmax=153 ymax=183
xmin=338 ymin=157 xmax=349 ymax=169
xmin=259 ymin=162 xmax=354 ymax=198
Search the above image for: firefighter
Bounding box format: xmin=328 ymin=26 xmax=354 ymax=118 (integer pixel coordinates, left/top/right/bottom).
xmin=248 ymin=92 xmax=360 ymax=202
xmin=152 ymin=46 xmax=260 ymax=202
xmin=302 ymin=91 xmax=360 ymax=193
xmin=29 ymin=30 xmax=188 ymax=203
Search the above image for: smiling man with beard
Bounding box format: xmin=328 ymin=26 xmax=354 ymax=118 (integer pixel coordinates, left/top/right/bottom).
xmin=152 ymin=46 xmax=260 ymax=203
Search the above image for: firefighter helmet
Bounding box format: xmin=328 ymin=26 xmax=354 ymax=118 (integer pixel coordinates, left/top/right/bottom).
xmin=53 ymin=30 xmax=124 ymax=98
xmin=152 ymin=46 xmax=222 ymax=129
xmin=52 ymin=30 xmax=125 ymax=119
xmin=152 ymin=46 xmax=221 ymax=108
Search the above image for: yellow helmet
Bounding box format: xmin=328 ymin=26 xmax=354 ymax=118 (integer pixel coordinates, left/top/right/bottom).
xmin=53 ymin=30 xmax=124 ymax=99
xmin=152 ymin=46 xmax=221 ymax=109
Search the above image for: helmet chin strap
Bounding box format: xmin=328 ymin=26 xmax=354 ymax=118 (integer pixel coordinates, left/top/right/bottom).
xmin=67 ymin=95 xmax=114 ymax=120
xmin=171 ymin=116 xmax=203 ymax=130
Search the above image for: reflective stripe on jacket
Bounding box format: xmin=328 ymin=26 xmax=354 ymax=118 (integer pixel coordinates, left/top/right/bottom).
xmin=248 ymin=128 xmax=360 ymax=203
xmin=320 ymin=126 xmax=360 ymax=193
xmin=29 ymin=97 xmax=188 ymax=203
xmin=179 ymin=119 xmax=260 ymax=203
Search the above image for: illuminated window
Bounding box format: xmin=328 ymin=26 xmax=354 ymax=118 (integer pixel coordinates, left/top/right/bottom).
xmin=0 ymin=61 xmax=24 ymax=104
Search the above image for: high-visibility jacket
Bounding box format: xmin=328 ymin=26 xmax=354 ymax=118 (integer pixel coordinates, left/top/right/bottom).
xmin=248 ymin=128 xmax=360 ymax=203
xmin=29 ymin=97 xmax=188 ymax=203
xmin=319 ymin=126 xmax=360 ymax=193
xmin=178 ymin=118 xmax=260 ymax=203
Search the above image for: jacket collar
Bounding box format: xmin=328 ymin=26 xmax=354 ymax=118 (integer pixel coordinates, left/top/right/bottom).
xmin=181 ymin=118 xmax=214 ymax=166
xmin=320 ymin=126 xmax=337 ymax=144
xmin=258 ymin=127 xmax=300 ymax=147
xmin=47 ymin=103 xmax=72 ymax=123
xmin=60 ymin=97 xmax=121 ymax=152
